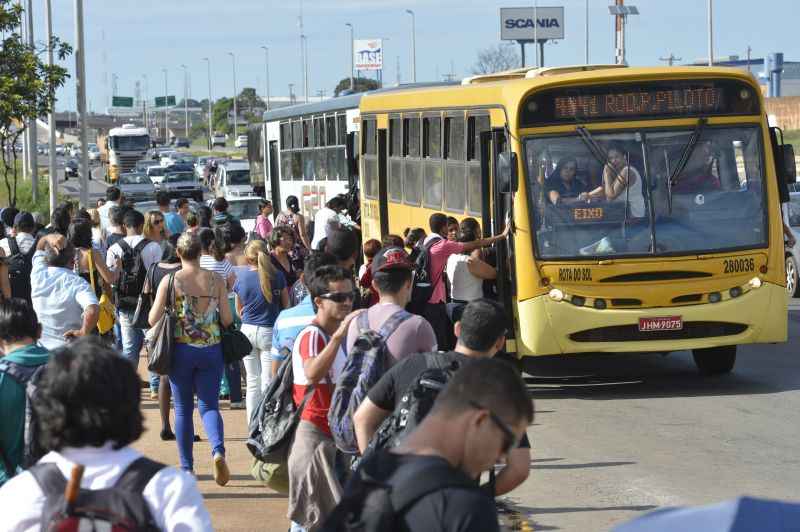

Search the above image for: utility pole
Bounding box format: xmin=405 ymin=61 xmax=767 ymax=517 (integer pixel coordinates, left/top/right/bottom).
xmin=659 ymin=53 xmax=682 ymax=66
xmin=228 ymin=52 xmax=238 ymax=137
xmin=345 ymin=23 xmax=354 ymax=91
xmin=202 ymin=58 xmax=212 ymax=149
xmin=181 ymin=64 xmax=188 ymax=138
xmin=24 ymin=0 xmax=38 ymax=202
xmin=45 ymin=0 xmax=57 ymax=214
xmin=74 ymin=0 xmax=89 ymax=208
xmin=585 ymin=0 xmax=589 ymax=64
xmin=261 ymin=46 xmax=271 ymax=111
xmin=746 ymin=45 xmax=752 ymax=73
xmin=405 ymin=10 xmax=416 ymax=83
xmin=707 ymin=0 xmax=714 ymax=66
xmin=142 ymin=74 xmax=148 ymax=132
xmin=298 ymin=0 xmax=308 ymax=103
xmin=289 ymin=83 xmax=295 ymax=104
xmin=162 ymin=68 xmax=168 ymax=143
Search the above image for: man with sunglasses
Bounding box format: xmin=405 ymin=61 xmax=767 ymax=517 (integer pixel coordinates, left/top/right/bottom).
xmin=325 ymin=358 xmax=533 ymax=532
xmin=288 ymin=265 xmax=364 ymax=532
xmin=354 ymin=298 xmax=532 ymax=496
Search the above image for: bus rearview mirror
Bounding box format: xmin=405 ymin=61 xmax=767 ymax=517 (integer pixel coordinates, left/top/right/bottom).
xmin=497 ymin=152 xmax=518 ymax=194
xmin=783 ymin=144 xmax=797 ymax=184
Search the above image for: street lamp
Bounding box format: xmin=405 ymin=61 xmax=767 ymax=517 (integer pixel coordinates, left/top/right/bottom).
xmin=228 ymin=52 xmax=238 ymax=138
xmin=260 ymin=46 xmax=271 ymax=111
xmin=74 ymin=0 xmax=89 ymax=207
xmin=707 ymin=0 xmax=714 ymax=66
xmin=345 ymin=23 xmax=354 ymax=91
xmin=180 ymin=64 xmax=189 ymax=138
xmin=608 ymin=4 xmax=638 ymax=66
xmin=45 ymin=0 xmax=57 ymax=213
xmin=162 ymin=68 xmax=168 ymax=143
xmin=202 ymin=57 xmax=212 ymax=149
xmin=405 ymin=10 xmax=416 ymax=83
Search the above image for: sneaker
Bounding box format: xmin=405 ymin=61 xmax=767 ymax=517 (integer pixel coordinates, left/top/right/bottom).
xmin=159 ymin=429 xmax=176 ymax=441
xmin=213 ymin=453 xmax=230 ymax=486
xmin=229 ymin=401 xmax=245 ymax=410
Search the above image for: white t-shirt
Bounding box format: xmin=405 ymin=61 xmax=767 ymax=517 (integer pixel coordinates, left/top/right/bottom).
xmin=0 ymin=444 xmax=212 ymax=531
xmin=0 ymin=232 xmax=35 ymax=256
xmin=97 ymin=200 xmax=122 ymax=232
xmin=446 ymin=253 xmax=484 ymax=302
xmin=106 ymin=235 xmax=163 ymax=272
xmin=311 ymin=207 xmax=337 ymax=249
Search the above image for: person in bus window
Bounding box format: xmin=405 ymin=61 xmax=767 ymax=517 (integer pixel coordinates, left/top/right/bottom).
xmin=547 ymin=157 xmax=589 ymax=206
xmin=672 ymin=141 xmax=721 ymax=194
xmin=581 ymin=144 xmax=646 ymax=218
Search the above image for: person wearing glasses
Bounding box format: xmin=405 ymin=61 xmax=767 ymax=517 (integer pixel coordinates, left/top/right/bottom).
xmin=353 ymin=298 xmax=531 ymax=497
xmin=329 ymin=357 xmax=532 ymax=532
xmin=288 ymin=265 xmax=363 ymax=532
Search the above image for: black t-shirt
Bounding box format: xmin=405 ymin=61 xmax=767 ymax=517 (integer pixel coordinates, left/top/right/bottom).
xmin=545 ymin=176 xmax=589 ymax=200
xmin=367 ymin=351 xmax=531 ymax=449
xmin=350 ymin=451 xmax=500 ymax=532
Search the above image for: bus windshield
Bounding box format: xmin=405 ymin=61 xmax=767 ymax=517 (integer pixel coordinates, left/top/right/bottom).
xmin=110 ymin=135 xmax=149 ymax=151
xmin=525 ymin=125 xmax=767 ymax=259
xmin=226 ymin=169 xmax=250 ymax=185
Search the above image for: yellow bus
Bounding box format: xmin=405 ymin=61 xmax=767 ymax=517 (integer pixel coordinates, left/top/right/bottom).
xmin=357 ymin=65 xmax=796 ymax=375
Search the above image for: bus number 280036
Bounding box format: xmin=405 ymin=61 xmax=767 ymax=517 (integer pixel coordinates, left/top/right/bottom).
xmin=723 ymin=258 xmax=755 ymax=274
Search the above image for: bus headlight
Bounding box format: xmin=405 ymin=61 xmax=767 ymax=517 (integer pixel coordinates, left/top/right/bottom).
xmin=729 ymin=287 xmax=743 ymax=298
xmin=571 ymin=296 xmax=586 ymax=307
xmin=748 ymin=277 xmax=762 ymax=289
xmin=549 ymin=288 xmax=564 ymax=301
xmin=594 ymin=298 xmax=607 ymax=310
xmin=708 ymin=292 xmax=722 ymax=303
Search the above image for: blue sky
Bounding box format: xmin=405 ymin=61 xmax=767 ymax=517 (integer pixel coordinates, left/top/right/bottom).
xmin=33 ymin=0 xmax=800 ymax=112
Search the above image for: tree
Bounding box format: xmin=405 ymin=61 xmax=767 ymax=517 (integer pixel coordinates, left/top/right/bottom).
xmin=0 ymin=1 xmax=71 ymax=207
xmin=211 ymin=97 xmax=233 ymax=135
xmin=471 ymin=44 xmax=521 ymax=75
xmin=333 ymin=77 xmax=380 ymax=97
xmin=237 ymin=87 xmax=263 ymax=112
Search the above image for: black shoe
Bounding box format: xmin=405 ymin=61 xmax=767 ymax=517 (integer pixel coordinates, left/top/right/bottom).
xmin=160 ymin=429 xmax=176 ymax=441
xmin=193 ymin=434 xmax=201 ymax=442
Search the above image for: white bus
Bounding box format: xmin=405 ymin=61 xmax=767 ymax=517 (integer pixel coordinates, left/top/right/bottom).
xmin=103 ymin=124 xmax=150 ymax=183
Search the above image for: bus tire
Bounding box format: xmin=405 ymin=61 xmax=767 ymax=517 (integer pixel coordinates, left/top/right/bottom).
xmin=786 ymin=255 xmax=798 ymax=297
xmin=692 ymin=346 xmax=736 ymax=375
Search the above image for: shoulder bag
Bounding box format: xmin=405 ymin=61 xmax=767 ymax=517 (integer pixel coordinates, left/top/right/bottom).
xmin=221 ymin=324 xmax=252 ymax=364
xmin=87 ymin=250 xmax=116 ymax=335
xmin=145 ymin=273 xmax=176 ymax=375
xmin=132 ymin=263 xmax=157 ymax=329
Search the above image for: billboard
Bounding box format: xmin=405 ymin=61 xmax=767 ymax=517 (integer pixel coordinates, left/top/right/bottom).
xmin=354 ymin=39 xmax=383 ymax=71
xmin=500 ymin=6 xmax=565 ymax=41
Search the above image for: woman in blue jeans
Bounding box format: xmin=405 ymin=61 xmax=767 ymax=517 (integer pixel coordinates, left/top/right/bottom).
xmin=149 ymin=232 xmax=234 ymax=485
xmin=233 ymin=240 xmax=288 ymax=422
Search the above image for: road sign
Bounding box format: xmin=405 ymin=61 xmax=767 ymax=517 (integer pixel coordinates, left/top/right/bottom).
xmin=500 ymin=6 xmax=565 ymax=41
xmin=154 ymin=95 xmax=176 ymax=107
xmin=112 ymin=96 xmax=134 ymax=107
xmin=354 ymin=39 xmax=383 ymax=71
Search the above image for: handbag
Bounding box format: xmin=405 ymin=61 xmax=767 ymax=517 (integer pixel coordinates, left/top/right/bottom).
xmin=87 ymin=250 xmax=116 ymax=335
xmin=132 ymin=264 xmax=157 ymax=329
xmin=145 ymin=273 xmax=176 ymax=375
xmin=221 ymin=324 xmax=252 ymax=364
xmin=250 ymin=458 xmax=290 ymax=495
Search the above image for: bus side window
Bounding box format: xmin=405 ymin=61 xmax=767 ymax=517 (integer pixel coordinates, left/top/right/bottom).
xmin=444 ymin=115 xmax=466 ymax=212
xmin=403 ymin=116 xmax=422 ymax=206
xmin=423 ymin=115 xmax=443 ymax=209
xmin=467 ymin=115 xmax=490 ymax=216
xmin=388 ymin=117 xmax=403 ymax=202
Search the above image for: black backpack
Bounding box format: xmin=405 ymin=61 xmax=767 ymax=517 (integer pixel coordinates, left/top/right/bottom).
xmin=114 ymin=239 xmax=151 ymax=310
xmin=0 ymin=359 xmax=45 ymax=476
xmin=6 ymin=237 xmax=36 ymax=302
xmin=321 ymin=453 xmax=479 ymax=532
xmin=407 ymin=236 xmax=441 ymax=314
xmin=29 ymin=457 xmax=165 ymax=531
xmin=360 ymin=354 xmax=460 ymax=463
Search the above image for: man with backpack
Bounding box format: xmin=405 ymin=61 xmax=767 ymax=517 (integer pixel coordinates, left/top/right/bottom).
xmin=0 ymin=299 xmax=49 ymax=487
xmin=353 ymin=298 xmax=531 ymax=497
xmin=97 ymin=186 xmax=124 ymax=231
xmin=412 ymin=213 xmax=508 ymax=351
xmin=324 ymin=357 xmax=533 ymax=532
xmin=106 ymin=209 xmax=162 ymax=368
xmin=1 ymin=211 xmax=37 ymax=302
xmin=0 ymin=336 xmax=212 ymax=530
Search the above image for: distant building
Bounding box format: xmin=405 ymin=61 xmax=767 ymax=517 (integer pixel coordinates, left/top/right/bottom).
xmin=689 ymin=54 xmax=800 ymax=97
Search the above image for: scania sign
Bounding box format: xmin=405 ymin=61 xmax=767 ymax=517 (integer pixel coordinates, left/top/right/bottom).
xmin=500 ymin=6 xmax=565 ymax=41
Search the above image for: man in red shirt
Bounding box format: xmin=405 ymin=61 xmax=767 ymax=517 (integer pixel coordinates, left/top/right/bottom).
xmin=422 ymin=213 xmax=508 ymax=350
xmin=288 ymin=265 xmax=362 ymax=531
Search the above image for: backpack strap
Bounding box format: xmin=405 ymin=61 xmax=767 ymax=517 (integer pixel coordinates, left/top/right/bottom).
xmin=0 ymin=359 xmax=39 ymax=384
xmin=117 ymin=238 xmax=132 ymax=255
xmin=390 ymin=459 xmax=478 ymax=512
xmin=132 ymin=238 xmax=151 ymax=254
xmin=7 ymin=236 xmax=20 ymax=257
xmin=376 ymin=310 xmax=413 ymax=341
xmin=114 ymin=456 xmax=166 ymax=494
xmin=356 ymin=310 xmax=370 ymax=336
xmin=28 ymin=462 xmax=68 ymax=498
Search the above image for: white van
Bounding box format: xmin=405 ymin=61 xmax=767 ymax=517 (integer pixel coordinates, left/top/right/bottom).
xmin=215 ymin=161 xmax=254 ymax=199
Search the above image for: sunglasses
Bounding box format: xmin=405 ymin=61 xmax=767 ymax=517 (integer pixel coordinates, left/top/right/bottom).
xmin=468 ymin=400 xmax=518 ymax=454
xmin=152 ymin=219 xmax=164 ymax=225
xmin=318 ymin=291 xmax=355 ymax=303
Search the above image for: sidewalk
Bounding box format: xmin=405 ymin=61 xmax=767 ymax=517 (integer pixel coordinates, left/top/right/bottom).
xmin=133 ymin=357 xmax=289 ymax=531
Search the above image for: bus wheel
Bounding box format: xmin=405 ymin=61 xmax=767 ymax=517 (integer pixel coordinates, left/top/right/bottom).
xmin=692 ymin=346 xmax=736 ymax=375
xmin=786 ymin=255 xmax=798 ymax=297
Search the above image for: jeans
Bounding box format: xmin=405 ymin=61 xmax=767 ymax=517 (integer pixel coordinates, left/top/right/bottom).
xmin=118 ymin=309 xmax=160 ymax=390
xmin=169 ymin=342 xmax=226 ymax=471
xmin=240 ymin=323 xmax=273 ymax=423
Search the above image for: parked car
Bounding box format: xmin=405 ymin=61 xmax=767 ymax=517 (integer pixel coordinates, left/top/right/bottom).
xmin=784 ymin=192 xmax=800 ymax=296
xmin=214 ymin=160 xmax=254 ymax=199
xmin=64 ymin=158 xmax=78 ymax=179
xmin=234 ymin=135 xmax=248 ymax=149
xmin=211 ymin=132 xmax=226 ymax=148
xmin=146 ymin=165 xmax=167 ymax=188
xmin=173 ymin=137 xmax=191 ymax=148
xmin=160 ymin=169 xmax=204 ymax=201
xmin=118 ymin=172 xmax=155 ymax=203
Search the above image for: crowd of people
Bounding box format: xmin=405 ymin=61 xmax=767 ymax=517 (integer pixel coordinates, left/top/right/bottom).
xmin=0 ymin=187 xmax=532 ymax=531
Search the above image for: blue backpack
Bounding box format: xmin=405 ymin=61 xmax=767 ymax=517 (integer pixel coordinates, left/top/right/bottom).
xmin=328 ymin=310 xmax=412 ymax=454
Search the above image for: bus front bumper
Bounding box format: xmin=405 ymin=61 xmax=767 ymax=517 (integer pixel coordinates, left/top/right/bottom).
xmin=515 ymin=281 xmax=788 ymax=357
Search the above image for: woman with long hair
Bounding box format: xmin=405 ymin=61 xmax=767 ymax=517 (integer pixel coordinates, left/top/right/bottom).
xmin=148 ymin=232 xmax=234 ymax=484
xmin=143 ymin=210 xmax=167 ymax=244
xmin=68 ymin=218 xmax=118 ymax=297
xmin=255 ymin=199 xmax=274 ymax=240
xmin=274 ymin=195 xmax=310 ymax=260
xmin=269 ymin=226 xmax=299 ymax=289
xmin=233 ymin=240 xmax=288 ymax=420
xmin=224 ymin=222 xmax=248 ymax=266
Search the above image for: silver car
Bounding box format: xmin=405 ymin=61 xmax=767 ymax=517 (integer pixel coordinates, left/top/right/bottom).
xmin=785 ymin=192 xmax=800 ymax=296
xmin=160 ymin=170 xmax=204 ymax=202
xmin=118 ymin=172 xmax=155 ymax=203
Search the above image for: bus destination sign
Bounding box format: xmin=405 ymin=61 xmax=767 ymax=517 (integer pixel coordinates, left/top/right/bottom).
xmin=554 ymin=87 xmax=724 ymax=120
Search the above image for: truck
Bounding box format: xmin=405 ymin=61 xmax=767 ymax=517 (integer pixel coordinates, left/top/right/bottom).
xmin=102 ymin=124 xmax=150 ymax=183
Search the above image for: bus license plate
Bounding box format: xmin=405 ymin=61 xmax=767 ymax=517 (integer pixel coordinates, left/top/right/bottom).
xmin=639 ymin=316 xmax=683 ymax=332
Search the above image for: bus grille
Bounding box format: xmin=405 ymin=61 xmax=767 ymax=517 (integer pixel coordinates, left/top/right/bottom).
xmin=569 ymin=321 xmax=747 ymax=342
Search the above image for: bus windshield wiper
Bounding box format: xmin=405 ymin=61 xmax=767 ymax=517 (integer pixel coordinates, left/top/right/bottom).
xmin=666 ymin=118 xmax=707 ymax=213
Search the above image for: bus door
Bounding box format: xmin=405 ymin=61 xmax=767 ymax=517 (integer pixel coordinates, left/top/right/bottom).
xmin=268 ymin=140 xmax=280 ymax=208
xmin=377 ymin=128 xmax=389 ymax=236
xmin=481 ymin=128 xmax=516 ymax=343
